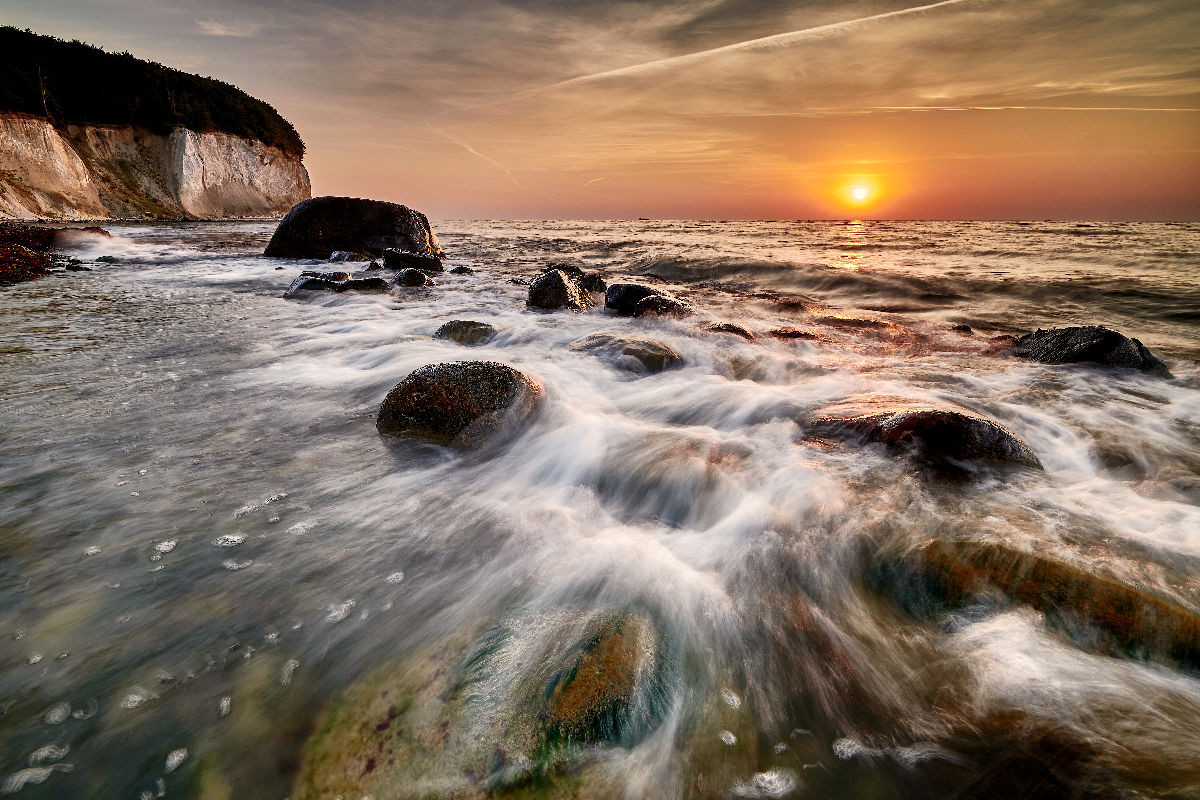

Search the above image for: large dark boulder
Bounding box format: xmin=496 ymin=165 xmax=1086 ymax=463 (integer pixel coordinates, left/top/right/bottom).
xmin=1010 ymin=326 xmax=1171 ymax=377
xmin=635 ymin=293 xmax=692 ymax=317
xmin=377 ymin=361 xmax=542 ymax=448
xmin=528 ymin=269 xmax=591 ymax=311
xmin=383 ymin=248 xmax=444 ymax=272
xmin=434 ymin=320 xmax=497 ymax=346
xmin=285 ymin=276 xmax=338 ymax=294
xmin=568 ymin=333 xmax=683 ymax=375
xmin=264 ymin=196 xmax=443 ymax=260
xmin=806 ymin=408 xmax=1042 ymax=474
xmin=397 ymin=268 xmax=436 ymax=287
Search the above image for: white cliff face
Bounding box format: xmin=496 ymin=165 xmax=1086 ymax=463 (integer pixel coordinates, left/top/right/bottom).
xmin=0 ymin=114 xmax=310 ymax=220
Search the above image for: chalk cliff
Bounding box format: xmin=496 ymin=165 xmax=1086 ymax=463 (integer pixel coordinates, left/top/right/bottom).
xmin=0 ymin=114 xmax=310 ymax=220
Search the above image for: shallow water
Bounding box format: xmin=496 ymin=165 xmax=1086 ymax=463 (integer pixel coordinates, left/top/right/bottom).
xmin=1 ymin=220 xmax=1198 ymax=799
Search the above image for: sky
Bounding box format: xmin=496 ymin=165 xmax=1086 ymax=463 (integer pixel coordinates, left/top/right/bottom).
xmin=2 ymin=0 xmax=1198 ymax=219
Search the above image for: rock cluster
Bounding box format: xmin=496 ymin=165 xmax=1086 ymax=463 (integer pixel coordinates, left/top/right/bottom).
xmin=264 ymin=196 xmax=443 ymax=260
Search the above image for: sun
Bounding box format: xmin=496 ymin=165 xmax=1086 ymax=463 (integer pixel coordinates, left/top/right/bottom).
xmin=851 ymin=186 xmax=870 ymax=202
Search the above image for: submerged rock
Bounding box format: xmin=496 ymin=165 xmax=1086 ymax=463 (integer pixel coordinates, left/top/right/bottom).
xmin=707 ymin=322 xmax=754 ymax=340
xmin=806 ymin=408 xmax=1042 ymax=473
xmin=1009 ymin=326 xmax=1171 ymax=377
xmin=449 ymin=265 xmax=474 ymax=275
xmin=434 ymin=320 xmax=497 ymax=346
xmin=300 ymin=270 xmax=353 ymax=282
xmin=528 ymin=268 xmax=591 ymax=311
xmin=376 ymin=361 xmax=542 ymax=448
xmin=383 ymin=248 xmax=444 ymax=272
xmin=264 ymin=196 xmax=443 ymax=260
xmin=878 ymin=539 xmax=1200 ymax=672
xmin=769 ymin=327 xmax=819 ymax=340
xmin=293 ymin=611 xmax=667 ymax=800
xmin=397 ymin=268 xmax=435 ymax=287
xmin=568 ymin=333 xmax=683 ymax=375
xmin=285 ymin=276 xmax=339 ymax=294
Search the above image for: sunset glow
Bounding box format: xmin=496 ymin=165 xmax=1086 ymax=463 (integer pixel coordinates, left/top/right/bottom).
xmin=4 ymin=0 xmax=1197 ymax=219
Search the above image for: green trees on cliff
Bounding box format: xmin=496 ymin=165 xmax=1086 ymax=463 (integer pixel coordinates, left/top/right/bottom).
xmin=0 ymin=27 xmax=304 ymax=157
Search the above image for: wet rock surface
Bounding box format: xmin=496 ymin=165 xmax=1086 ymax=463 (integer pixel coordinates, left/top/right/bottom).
xmin=434 ymin=320 xmax=497 ymax=346
xmin=293 ymin=612 xmax=667 ymax=800
xmin=635 ymin=293 xmax=693 ymax=317
xmin=382 ymin=248 xmax=444 ymax=272
xmin=1010 ymin=326 xmax=1171 ymax=377
xmin=877 ymin=539 xmax=1200 ymax=673
xmin=264 ymin=196 xmax=443 ymax=259
xmin=806 ymin=408 xmax=1042 ymax=473
xmin=605 ymin=283 xmax=660 ymax=315
xmin=707 ymin=322 xmax=754 ymax=339
xmin=568 ymin=333 xmax=684 ymax=374
xmin=335 ymin=277 xmax=391 ymax=293
xmin=527 ymin=268 xmax=592 ymax=311
xmin=397 ymin=268 xmax=436 ymax=287
xmin=376 ymin=361 xmax=542 ymax=448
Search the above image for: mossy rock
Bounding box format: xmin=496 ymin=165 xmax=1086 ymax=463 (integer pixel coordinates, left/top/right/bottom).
xmin=293 ymin=612 xmax=668 ymax=799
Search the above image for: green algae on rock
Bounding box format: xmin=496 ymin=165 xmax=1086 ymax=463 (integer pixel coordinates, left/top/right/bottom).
xmin=293 ymin=612 xmax=669 ymax=800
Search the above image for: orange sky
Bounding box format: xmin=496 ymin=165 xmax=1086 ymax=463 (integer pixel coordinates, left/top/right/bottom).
xmin=7 ymin=0 xmax=1200 ymax=219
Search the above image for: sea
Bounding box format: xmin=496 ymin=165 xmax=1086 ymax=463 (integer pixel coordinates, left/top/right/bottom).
xmin=1 ymin=219 xmax=1198 ymax=799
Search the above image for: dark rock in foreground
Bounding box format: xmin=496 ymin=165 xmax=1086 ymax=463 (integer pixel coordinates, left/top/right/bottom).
xmin=605 ymin=283 xmax=658 ymax=315
xmin=635 ymin=293 xmax=692 ymax=317
xmin=397 ymin=268 xmax=435 ymax=287
xmin=807 ymin=408 xmax=1042 ymax=473
xmin=286 ymin=276 xmax=339 ymax=294
xmin=377 ymin=361 xmax=542 ymax=448
xmin=264 ymin=196 xmax=443 ymax=260
xmin=1010 ymin=326 xmax=1171 ymax=377
xmin=569 ymin=333 xmax=683 ymax=375
xmin=434 ymin=320 xmax=496 ymax=346
xmin=383 ymin=248 xmax=444 ymax=272
xmin=528 ymin=268 xmax=591 ymax=311
xmin=878 ymin=539 xmax=1200 ymax=672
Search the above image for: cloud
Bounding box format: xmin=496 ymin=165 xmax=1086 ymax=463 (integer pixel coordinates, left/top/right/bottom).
xmin=196 ymin=19 xmax=263 ymax=37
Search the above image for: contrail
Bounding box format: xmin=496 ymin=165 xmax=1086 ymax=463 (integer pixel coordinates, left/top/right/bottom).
xmin=435 ymin=128 xmax=523 ymax=187
xmin=545 ymin=0 xmax=977 ymax=90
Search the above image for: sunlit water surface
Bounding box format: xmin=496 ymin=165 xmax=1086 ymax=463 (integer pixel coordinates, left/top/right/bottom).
xmin=1 ymin=220 xmax=1198 ymax=799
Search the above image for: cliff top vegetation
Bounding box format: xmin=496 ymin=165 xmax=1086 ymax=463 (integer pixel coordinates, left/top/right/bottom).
xmin=0 ymin=27 xmax=304 ymax=157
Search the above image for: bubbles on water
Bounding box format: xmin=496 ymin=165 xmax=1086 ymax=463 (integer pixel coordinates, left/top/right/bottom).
xmin=280 ymin=659 xmax=299 ymax=686
xmin=222 ymin=559 xmax=252 ymax=571
xmin=1 ymin=764 xmax=73 ymax=794
xmin=120 ymin=687 xmax=157 ymax=709
xmin=720 ymin=688 xmax=742 ymax=709
xmin=28 ymin=745 xmax=69 ymax=765
xmin=831 ymin=738 xmax=864 ymax=760
xmin=385 ymin=571 xmax=405 ymax=584
xmin=233 ymin=492 xmax=288 ymax=518
xmin=154 ymin=539 xmax=177 ymax=554
xmin=27 ymin=654 xmax=42 ymax=665
xmin=163 ymin=748 xmax=187 ymax=773
xmin=286 ymin=520 xmax=316 ymax=536
xmin=326 ymin=600 xmax=356 ymax=623
xmin=212 ymin=534 xmax=245 ymax=547
xmin=730 ymin=767 xmax=799 ymax=798
xmin=43 ymin=704 xmax=70 ymax=725
xmin=71 ymin=699 xmax=97 ymax=720
xmin=719 ymin=730 xmax=737 ymax=746
xmin=218 ymin=696 xmax=231 ymax=718
xmin=84 ymin=546 xmax=101 ymax=556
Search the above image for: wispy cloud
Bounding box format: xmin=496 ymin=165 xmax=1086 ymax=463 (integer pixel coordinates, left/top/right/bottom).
xmin=197 ymin=20 xmax=263 ymax=38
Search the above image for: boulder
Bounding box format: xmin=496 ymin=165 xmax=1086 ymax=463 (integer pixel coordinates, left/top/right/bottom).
xmin=877 ymin=539 xmax=1200 ymax=672
xmin=635 ymin=293 xmax=692 ymax=317
xmin=449 ymin=265 xmax=474 ymax=275
xmin=263 ymin=196 xmax=443 ymax=260
xmin=377 ymin=361 xmax=542 ymax=448
xmin=769 ymin=327 xmax=819 ymax=340
xmin=434 ymin=320 xmax=497 ymax=346
xmin=604 ymin=283 xmax=659 ymax=315
xmin=383 ymin=248 xmax=444 ymax=272
xmin=707 ymin=322 xmax=754 ymax=340
xmin=335 ymin=277 xmax=391 ymax=293
xmin=547 ymin=263 xmax=606 ymax=293
xmin=1010 ymin=326 xmax=1171 ymax=377
xmin=397 ymin=268 xmax=435 ymax=287
xmin=568 ymin=333 xmax=683 ymax=375
xmin=528 ymin=269 xmax=591 ymax=311
xmin=806 ymin=408 xmax=1042 ymax=473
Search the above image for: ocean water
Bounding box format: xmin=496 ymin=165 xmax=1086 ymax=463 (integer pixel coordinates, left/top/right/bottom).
xmin=0 ymin=219 xmax=1198 ymax=799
